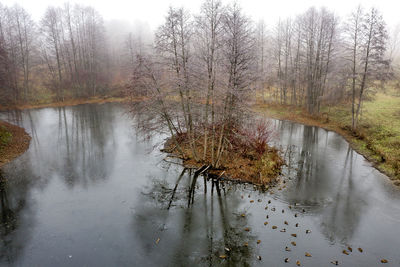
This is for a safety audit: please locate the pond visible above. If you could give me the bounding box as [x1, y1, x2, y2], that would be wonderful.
[0, 103, 399, 266]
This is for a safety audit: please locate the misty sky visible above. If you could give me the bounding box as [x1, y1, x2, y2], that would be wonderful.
[1, 0, 400, 31]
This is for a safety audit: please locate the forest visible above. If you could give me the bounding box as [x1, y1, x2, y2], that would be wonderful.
[1, 1, 400, 266]
[1, 0, 399, 181]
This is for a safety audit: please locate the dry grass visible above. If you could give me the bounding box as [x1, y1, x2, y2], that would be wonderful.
[163, 133, 284, 185]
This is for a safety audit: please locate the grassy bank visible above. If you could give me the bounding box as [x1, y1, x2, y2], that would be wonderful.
[0, 121, 31, 167]
[254, 91, 400, 185]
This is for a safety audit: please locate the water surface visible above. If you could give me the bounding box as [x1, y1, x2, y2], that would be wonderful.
[1, 103, 399, 266]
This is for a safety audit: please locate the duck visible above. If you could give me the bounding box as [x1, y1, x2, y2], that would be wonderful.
[284, 221, 288, 225]
[280, 228, 286, 232]
[305, 230, 311, 234]
[330, 260, 339, 265]
[285, 246, 291, 252]
[305, 252, 311, 257]
[284, 258, 290, 263]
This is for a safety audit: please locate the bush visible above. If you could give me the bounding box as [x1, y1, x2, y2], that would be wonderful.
[231, 119, 275, 158]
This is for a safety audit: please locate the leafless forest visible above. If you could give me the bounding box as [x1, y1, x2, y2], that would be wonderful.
[1, 0, 399, 166]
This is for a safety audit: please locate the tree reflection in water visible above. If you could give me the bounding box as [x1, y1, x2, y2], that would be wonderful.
[0, 168, 36, 264]
[277, 122, 370, 245]
[133, 166, 255, 266]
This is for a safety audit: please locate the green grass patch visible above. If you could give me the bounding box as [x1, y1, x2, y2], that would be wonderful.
[0, 125, 12, 151]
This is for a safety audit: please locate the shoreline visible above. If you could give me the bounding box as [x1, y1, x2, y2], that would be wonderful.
[0, 96, 128, 111]
[254, 103, 400, 186]
[0, 120, 31, 168]
[1, 97, 396, 186]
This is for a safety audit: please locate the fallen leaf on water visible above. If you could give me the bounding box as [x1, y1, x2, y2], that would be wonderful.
[155, 238, 160, 244]
[305, 252, 311, 257]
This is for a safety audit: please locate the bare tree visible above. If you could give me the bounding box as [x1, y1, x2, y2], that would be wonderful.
[346, 7, 388, 129]
[195, 0, 224, 163]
